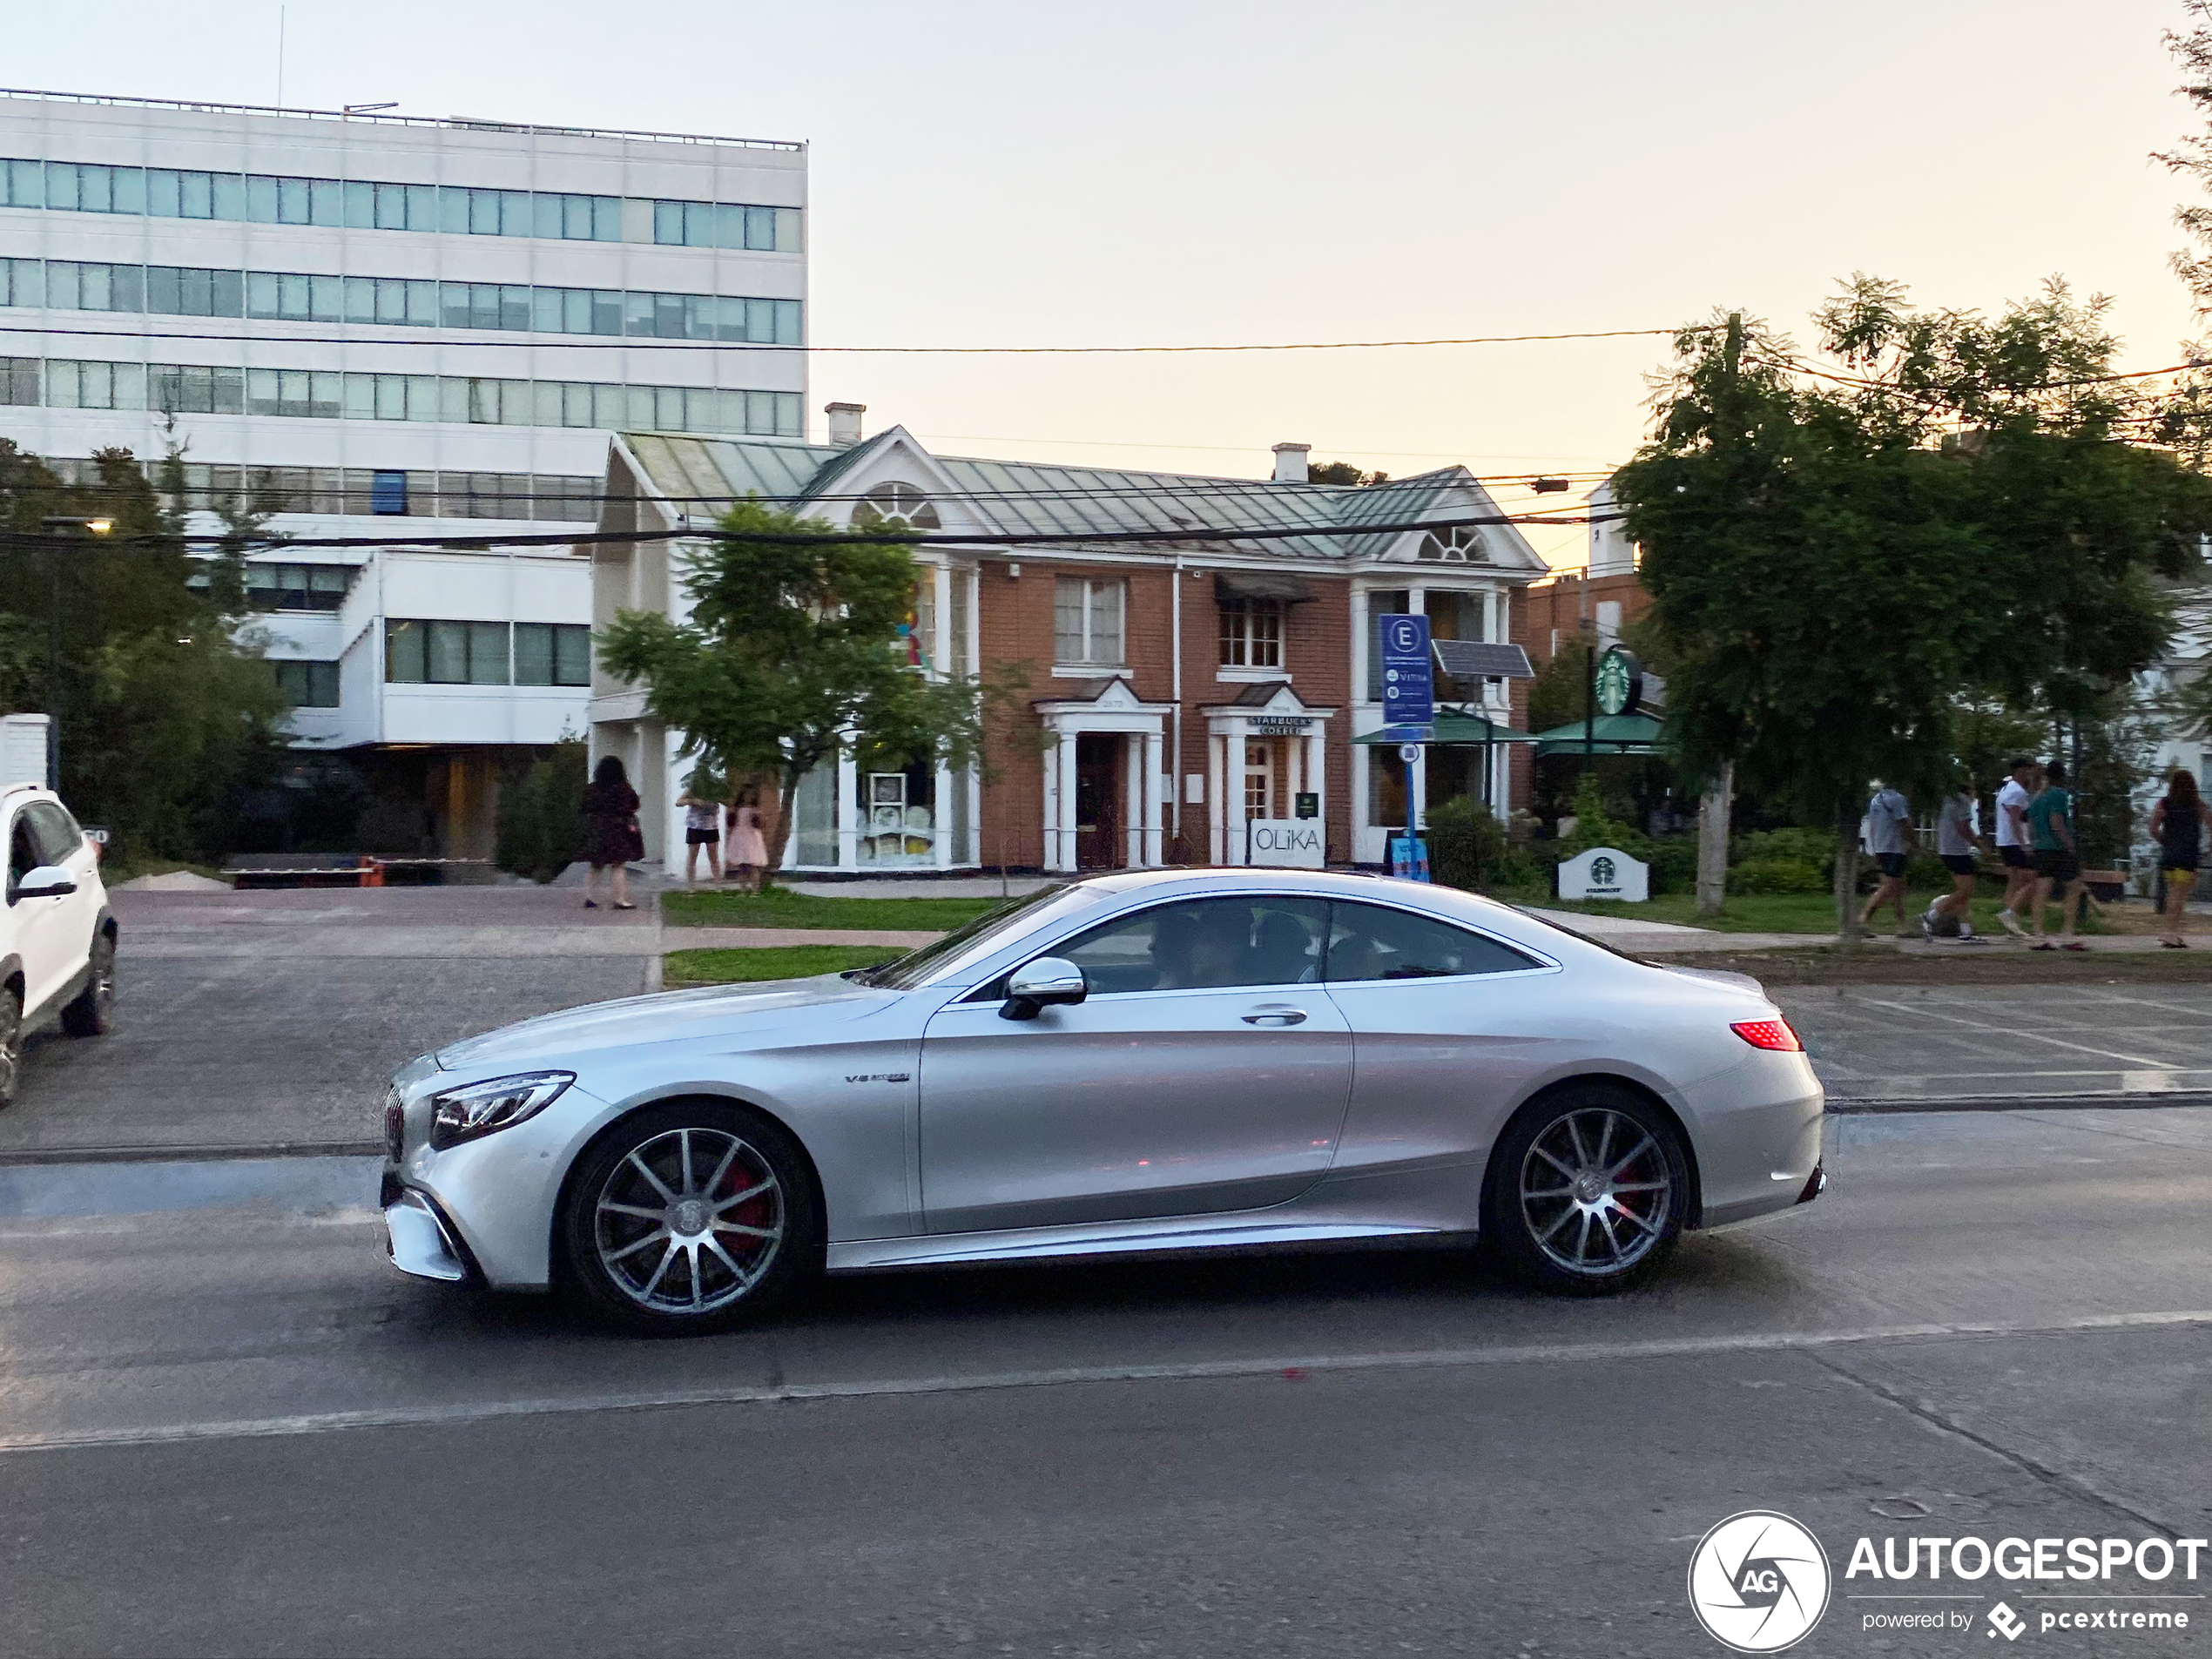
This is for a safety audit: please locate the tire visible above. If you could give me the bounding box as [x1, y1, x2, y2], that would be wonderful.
[559, 1100, 819, 1337]
[1483, 1083, 1689, 1295]
[0, 985, 20, 1109]
[60, 929, 116, 1038]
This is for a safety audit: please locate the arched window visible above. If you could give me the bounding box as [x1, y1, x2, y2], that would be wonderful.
[1417, 526, 1485, 563]
[851, 481, 941, 530]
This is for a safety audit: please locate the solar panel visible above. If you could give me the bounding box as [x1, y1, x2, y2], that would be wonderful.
[1432, 639, 1534, 680]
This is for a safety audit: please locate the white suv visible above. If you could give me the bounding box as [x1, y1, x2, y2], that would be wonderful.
[0, 785, 114, 1104]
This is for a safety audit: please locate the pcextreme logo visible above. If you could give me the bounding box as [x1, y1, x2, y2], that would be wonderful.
[1687, 1511, 1833, 1653]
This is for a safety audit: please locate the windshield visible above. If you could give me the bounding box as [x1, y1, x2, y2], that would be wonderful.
[850, 884, 1074, 990]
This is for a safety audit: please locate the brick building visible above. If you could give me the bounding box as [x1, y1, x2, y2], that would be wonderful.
[589, 413, 1550, 873]
[1523, 480, 1651, 665]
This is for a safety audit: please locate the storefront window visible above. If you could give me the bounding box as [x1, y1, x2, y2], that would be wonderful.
[791, 761, 838, 867]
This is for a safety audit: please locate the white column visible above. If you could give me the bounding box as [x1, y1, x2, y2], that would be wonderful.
[1142, 732, 1164, 866]
[1057, 728, 1081, 871]
[932, 562, 952, 672]
[1307, 725, 1327, 852]
[836, 750, 860, 869]
[1041, 730, 1059, 873]
[1208, 732, 1225, 864]
[1224, 721, 1248, 866]
[932, 763, 953, 867]
[1121, 735, 1141, 867]
[1351, 588, 1369, 707]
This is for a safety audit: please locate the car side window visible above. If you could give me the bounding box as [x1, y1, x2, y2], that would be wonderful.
[7, 813, 38, 887]
[1323, 901, 1540, 982]
[1050, 896, 1331, 995]
[24, 803, 81, 867]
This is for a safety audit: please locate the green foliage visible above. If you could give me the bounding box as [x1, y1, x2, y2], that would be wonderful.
[1732, 826, 1834, 867]
[1730, 858, 1827, 895]
[0, 440, 291, 863]
[1306, 462, 1390, 487]
[1526, 637, 1590, 736]
[1645, 836, 1698, 895]
[1425, 796, 1506, 892]
[664, 944, 903, 985]
[597, 500, 1001, 881]
[661, 887, 1001, 931]
[1559, 775, 1635, 857]
[1615, 287, 2212, 935]
[496, 738, 587, 884]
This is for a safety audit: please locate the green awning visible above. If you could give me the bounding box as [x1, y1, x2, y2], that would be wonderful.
[1531, 711, 1667, 757]
[1354, 712, 1540, 746]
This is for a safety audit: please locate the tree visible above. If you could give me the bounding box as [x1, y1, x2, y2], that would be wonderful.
[0, 441, 291, 863]
[1615, 287, 2211, 941]
[597, 501, 995, 882]
[496, 738, 587, 883]
[1307, 462, 1390, 487]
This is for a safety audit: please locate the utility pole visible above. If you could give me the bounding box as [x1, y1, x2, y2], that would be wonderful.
[36, 516, 113, 788]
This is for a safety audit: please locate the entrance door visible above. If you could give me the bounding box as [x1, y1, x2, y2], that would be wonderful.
[1075, 733, 1122, 869]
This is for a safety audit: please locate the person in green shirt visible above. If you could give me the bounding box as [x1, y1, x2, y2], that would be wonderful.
[2027, 759, 2087, 951]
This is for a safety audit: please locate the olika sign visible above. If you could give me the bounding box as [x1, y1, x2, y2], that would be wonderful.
[1557, 846, 1649, 902]
[1247, 819, 1325, 868]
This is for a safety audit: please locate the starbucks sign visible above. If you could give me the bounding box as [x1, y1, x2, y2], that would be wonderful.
[1557, 845, 1649, 902]
[1595, 647, 1642, 717]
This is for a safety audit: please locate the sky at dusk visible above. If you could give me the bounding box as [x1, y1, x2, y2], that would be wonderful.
[6, 0, 2206, 564]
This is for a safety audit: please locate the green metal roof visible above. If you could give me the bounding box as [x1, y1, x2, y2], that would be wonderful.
[1531, 711, 1666, 756]
[1352, 712, 1540, 745]
[616, 431, 1548, 569]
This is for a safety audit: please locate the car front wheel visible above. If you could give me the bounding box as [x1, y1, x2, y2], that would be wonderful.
[560, 1102, 818, 1336]
[61, 930, 116, 1037]
[1485, 1085, 1689, 1294]
[0, 986, 20, 1107]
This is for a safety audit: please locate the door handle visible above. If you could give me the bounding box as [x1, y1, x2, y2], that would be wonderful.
[1241, 1006, 1308, 1027]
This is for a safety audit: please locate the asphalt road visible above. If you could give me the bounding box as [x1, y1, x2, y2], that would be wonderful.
[2, 1105, 2209, 1656]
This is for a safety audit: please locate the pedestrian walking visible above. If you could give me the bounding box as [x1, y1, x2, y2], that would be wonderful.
[676, 771, 725, 886]
[2027, 759, 2087, 951]
[1858, 779, 1914, 938]
[1921, 777, 1982, 941]
[2149, 768, 2210, 948]
[725, 780, 770, 893]
[580, 754, 644, 912]
[1993, 755, 2040, 936]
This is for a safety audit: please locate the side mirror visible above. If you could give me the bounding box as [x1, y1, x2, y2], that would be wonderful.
[1000, 956, 1088, 1022]
[12, 865, 75, 902]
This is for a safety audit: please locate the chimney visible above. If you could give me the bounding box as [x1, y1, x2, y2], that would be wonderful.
[826, 401, 867, 448]
[1271, 442, 1312, 484]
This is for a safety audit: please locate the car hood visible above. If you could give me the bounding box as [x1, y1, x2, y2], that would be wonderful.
[435, 974, 900, 1071]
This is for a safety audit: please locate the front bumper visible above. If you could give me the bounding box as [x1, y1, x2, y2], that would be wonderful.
[382, 1184, 474, 1285]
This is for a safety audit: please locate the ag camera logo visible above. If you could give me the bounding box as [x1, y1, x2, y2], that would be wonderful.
[1688, 1511, 1831, 1652]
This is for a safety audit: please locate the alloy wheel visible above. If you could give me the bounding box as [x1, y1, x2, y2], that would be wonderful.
[1518, 1107, 1676, 1277]
[590, 1127, 786, 1315]
[0, 992, 21, 1103]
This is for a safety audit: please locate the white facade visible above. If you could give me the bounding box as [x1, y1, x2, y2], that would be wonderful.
[0, 90, 806, 853]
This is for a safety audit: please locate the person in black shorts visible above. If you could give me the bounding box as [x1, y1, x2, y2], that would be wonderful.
[1993, 756, 2039, 935]
[1922, 778, 1982, 941]
[2149, 768, 2210, 948]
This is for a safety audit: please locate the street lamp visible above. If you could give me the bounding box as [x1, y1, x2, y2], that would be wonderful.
[37, 516, 112, 786]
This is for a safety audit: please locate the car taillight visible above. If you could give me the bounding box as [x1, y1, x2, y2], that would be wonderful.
[1731, 1018, 1803, 1053]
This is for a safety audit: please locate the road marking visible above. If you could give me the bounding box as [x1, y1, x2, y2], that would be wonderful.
[1852, 998, 2171, 1068]
[3, 1308, 2208, 1458]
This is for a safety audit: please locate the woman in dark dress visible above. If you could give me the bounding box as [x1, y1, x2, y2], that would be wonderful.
[580, 754, 644, 911]
[2150, 769, 2211, 948]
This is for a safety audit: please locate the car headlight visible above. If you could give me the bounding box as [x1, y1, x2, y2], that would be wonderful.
[428, 1071, 575, 1150]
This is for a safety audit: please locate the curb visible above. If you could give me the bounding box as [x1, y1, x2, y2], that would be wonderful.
[1827, 1093, 2212, 1115]
[0, 1139, 381, 1167]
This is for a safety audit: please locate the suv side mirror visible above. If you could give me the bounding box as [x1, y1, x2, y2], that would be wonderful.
[1000, 956, 1088, 1022]
[11, 865, 75, 902]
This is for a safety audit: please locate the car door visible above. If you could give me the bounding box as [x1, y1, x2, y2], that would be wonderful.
[1318, 899, 1563, 1191]
[917, 894, 1350, 1234]
[5, 805, 72, 1014]
[24, 802, 98, 982]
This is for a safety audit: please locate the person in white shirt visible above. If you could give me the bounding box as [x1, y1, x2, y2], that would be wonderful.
[1993, 756, 2040, 936]
[1922, 779, 1984, 941]
[1858, 782, 1914, 937]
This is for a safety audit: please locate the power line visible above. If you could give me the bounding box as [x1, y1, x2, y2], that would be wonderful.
[0, 320, 1703, 355]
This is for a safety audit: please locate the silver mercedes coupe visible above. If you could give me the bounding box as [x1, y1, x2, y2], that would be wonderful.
[379, 869, 1825, 1334]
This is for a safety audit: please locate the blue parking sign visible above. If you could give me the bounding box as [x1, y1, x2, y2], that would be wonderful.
[1378, 614, 1433, 725]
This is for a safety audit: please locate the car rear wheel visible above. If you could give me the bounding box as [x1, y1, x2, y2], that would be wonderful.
[560, 1101, 818, 1336]
[61, 930, 115, 1037]
[1484, 1085, 1688, 1294]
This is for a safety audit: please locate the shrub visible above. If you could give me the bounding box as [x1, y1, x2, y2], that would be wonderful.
[1733, 826, 1834, 867]
[1646, 836, 1698, 895]
[496, 739, 587, 883]
[1426, 796, 1507, 893]
[1730, 858, 1827, 894]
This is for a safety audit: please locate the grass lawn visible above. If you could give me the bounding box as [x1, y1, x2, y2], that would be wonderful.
[663, 944, 908, 986]
[1501, 887, 2127, 938]
[662, 887, 1002, 931]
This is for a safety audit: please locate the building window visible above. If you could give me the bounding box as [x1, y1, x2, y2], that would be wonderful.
[273, 660, 341, 707]
[1218, 598, 1283, 668]
[245, 563, 351, 611]
[1055, 578, 1125, 667]
[384, 619, 509, 685]
[1418, 527, 1486, 563]
[513, 624, 591, 686]
[852, 482, 941, 531]
[369, 471, 407, 515]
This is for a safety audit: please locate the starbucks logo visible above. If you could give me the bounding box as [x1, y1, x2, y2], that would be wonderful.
[1591, 855, 1616, 886]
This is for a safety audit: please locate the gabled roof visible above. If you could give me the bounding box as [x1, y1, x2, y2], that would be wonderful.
[614, 432, 1546, 571]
